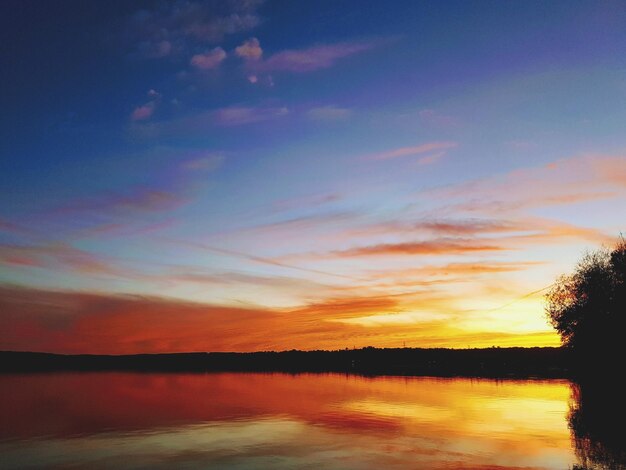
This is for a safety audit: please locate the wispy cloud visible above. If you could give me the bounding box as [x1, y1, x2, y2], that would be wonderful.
[306, 105, 352, 121]
[365, 261, 544, 282]
[131, 105, 289, 138]
[416, 151, 446, 166]
[367, 141, 457, 161]
[72, 219, 179, 240]
[592, 155, 626, 188]
[272, 193, 341, 212]
[214, 105, 289, 126]
[162, 236, 367, 282]
[345, 215, 610, 250]
[236, 211, 358, 236]
[166, 269, 336, 301]
[0, 219, 35, 237]
[326, 217, 525, 242]
[54, 188, 187, 217]
[405, 218, 524, 236]
[497, 218, 613, 246]
[331, 238, 507, 258]
[58, 149, 225, 220]
[292, 294, 399, 319]
[181, 152, 225, 171]
[0, 243, 125, 276]
[424, 154, 626, 214]
[257, 41, 376, 73]
[6, 148, 227, 247]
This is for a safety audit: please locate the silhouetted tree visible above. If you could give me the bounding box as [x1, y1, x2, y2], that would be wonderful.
[545, 237, 626, 362]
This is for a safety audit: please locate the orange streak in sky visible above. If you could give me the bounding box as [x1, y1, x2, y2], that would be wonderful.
[0, 286, 559, 354]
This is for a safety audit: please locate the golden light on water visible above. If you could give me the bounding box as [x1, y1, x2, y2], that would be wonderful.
[0, 373, 579, 468]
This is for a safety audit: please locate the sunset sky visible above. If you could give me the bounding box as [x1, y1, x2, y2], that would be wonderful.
[1, 0, 625, 354]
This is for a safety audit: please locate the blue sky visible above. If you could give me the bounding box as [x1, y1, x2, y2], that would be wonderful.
[1, 0, 625, 353]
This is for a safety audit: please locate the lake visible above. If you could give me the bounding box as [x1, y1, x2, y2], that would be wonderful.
[0, 372, 615, 469]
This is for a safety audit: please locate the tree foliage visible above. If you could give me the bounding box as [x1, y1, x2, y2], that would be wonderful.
[545, 237, 626, 355]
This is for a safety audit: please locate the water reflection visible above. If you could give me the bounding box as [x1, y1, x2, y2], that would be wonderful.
[0, 372, 619, 469]
[569, 380, 626, 470]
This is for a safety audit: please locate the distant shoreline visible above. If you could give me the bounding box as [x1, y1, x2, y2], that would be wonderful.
[0, 347, 572, 378]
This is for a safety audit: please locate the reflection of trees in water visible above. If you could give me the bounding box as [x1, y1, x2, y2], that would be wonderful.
[570, 381, 626, 470]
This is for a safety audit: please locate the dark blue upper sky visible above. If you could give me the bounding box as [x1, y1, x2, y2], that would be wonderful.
[3, 1, 623, 173]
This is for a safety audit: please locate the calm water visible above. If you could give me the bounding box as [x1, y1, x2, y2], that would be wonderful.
[0, 372, 615, 469]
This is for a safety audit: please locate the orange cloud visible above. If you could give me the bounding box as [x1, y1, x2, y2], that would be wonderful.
[344, 218, 525, 238]
[190, 47, 227, 69]
[331, 238, 507, 257]
[235, 37, 262, 60]
[0, 286, 278, 354]
[364, 261, 544, 283]
[591, 155, 626, 187]
[0, 285, 559, 354]
[293, 295, 400, 319]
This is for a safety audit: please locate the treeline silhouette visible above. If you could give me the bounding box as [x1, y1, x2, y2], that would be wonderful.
[0, 347, 571, 377]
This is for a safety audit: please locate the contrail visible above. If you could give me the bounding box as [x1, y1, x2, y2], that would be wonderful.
[158, 237, 370, 282]
[480, 284, 555, 313]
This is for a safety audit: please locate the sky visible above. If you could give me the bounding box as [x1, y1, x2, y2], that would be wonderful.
[1, 0, 625, 354]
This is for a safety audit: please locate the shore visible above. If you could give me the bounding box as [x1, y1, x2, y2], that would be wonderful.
[0, 347, 571, 378]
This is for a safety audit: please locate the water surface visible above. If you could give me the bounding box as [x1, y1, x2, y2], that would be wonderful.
[0, 372, 601, 469]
